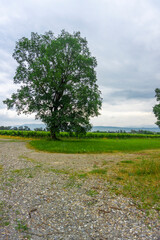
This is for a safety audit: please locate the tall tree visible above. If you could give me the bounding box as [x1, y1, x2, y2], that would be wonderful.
[153, 88, 160, 127]
[3, 30, 102, 139]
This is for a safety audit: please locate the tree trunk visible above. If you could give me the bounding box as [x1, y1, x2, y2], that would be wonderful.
[50, 129, 58, 140]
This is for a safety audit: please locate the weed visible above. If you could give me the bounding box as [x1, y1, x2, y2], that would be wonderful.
[78, 173, 87, 179]
[86, 189, 98, 197]
[65, 175, 76, 188]
[49, 168, 69, 175]
[0, 201, 10, 227]
[6, 183, 12, 187]
[19, 155, 36, 163]
[89, 168, 107, 175]
[102, 160, 107, 165]
[15, 220, 29, 232]
[76, 183, 83, 188]
[3, 221, 10, 226]
[155, 207, 160, 211]
[119, 169, 128, 174]
[128, 172, 135, 176]
[12, 169, 23, 174]
[15, 210, 20, 215]
[35, 164, 43, 168]
[11, 168, 33, 178]
[93, 164, 98, 168]
[10, 166, 43, 178]
[27, 174, 33, 178]
[65, 180, 76, 188]
[115, 176, 123, 180]
[120, 160, 134, 164]
[110, 185, 119, 191]
[147, 225, 152, 230]
[0, 164, 3, 171]
[8, 177, 15, 182]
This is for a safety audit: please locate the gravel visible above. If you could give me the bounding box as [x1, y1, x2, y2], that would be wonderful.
[0, 139, 159, 240]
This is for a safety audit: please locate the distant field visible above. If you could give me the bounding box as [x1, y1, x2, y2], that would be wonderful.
[29, 138, 160, 153]
[0, 130, 160, 139]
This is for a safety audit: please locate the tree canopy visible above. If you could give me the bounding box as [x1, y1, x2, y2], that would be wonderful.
[153, 88, 160, 128]
[3, 30, 102, 139]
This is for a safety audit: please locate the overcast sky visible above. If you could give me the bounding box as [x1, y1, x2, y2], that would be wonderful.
[0, 0, 160, 127]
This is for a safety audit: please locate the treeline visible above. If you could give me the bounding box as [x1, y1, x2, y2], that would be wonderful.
[95, 130, 160, 135]
[0, 130, 160, 139]
[0, 126, 46, 131]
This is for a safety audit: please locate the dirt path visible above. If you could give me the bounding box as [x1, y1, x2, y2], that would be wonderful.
[0, 139, 159, 239]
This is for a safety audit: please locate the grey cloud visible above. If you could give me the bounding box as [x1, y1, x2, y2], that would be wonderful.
[110, 89, 155, 100]
[0, 96, 6, 109]
[0, 0, 160, 126]
[0, 113, 37, 126]
[101, 88, 156, 106]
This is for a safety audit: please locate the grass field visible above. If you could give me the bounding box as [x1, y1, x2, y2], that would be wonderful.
[29, 138, 160, 153]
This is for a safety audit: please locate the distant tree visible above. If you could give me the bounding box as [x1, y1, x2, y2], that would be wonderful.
[18, 126, 24, 131]
[23, 126, 31, 131]
[153, 88, 160, 128]
[3, 30, 102, 139]
[12, 127, 18, 130]
[34, 127, 43, 131]
[0, 126, 11, 130]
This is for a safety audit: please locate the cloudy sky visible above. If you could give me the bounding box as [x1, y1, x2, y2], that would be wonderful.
[0, 0, 160, 127]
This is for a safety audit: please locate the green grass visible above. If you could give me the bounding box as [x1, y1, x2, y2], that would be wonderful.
[15, 220, 29, 232]
[107, 157, 160, 211]
[133, 159, 160, 176]
[86, 189, 99, 197]
[29, 138, 160, 153]
[0, 201, 10, 227]
[0, 164, 3, 174]
[120, 160, 134, 164]
[89, 168, 107, 175]
[10, 165, 42, 179]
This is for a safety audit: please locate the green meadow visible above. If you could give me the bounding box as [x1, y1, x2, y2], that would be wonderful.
[29, 138, 160, 153]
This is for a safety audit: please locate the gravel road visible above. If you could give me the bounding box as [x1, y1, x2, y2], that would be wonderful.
[0, 139, 159, 240]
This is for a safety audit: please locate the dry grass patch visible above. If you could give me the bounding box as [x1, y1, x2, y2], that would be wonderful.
[105, 151, 160, 212]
